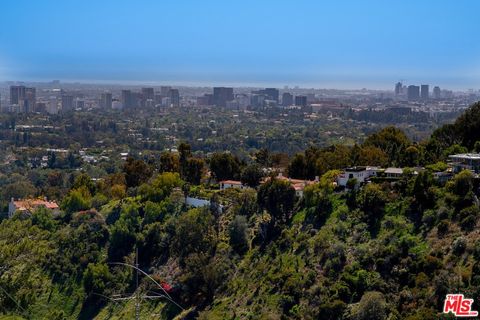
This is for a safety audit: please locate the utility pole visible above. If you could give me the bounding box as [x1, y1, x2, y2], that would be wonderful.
[135, 247, 140, 320]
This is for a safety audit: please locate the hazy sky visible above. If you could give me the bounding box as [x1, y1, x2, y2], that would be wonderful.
[1, 0, 480, 89]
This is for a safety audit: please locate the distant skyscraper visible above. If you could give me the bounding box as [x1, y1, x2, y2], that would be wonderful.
[160, 86, 172, 97]
[251, 88, 279, 102]
[395, 82, 402, 96]
[76, 99, 85, 109]
[10, 85, 25, 106]
[121, 90, 135, 109]
[141, 87, 154, 107]
[142, 88, 154, 100]
[407, 85, 420, 101]
[433, 86, 441, 99]
[61, 95, 74, 111]
[101, 93, 112, 109]
[24, 87, 36, 113]
[197, 94, 214, 106]
[10, 86, 36, 112]
[213, 87, 234, 107]
[251, 94, 267, 108]
[264, 88, 279, 102]
[295, 95, 307, 107]
[282, 92, 293, 106]
[420, 85, 429, 100]
[306, 93, 316, 104]
[169, 89, 180, 107]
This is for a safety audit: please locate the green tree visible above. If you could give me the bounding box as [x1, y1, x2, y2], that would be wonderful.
[351, 291, 387, 320]
[73, 173, 96, 195]
[122, 157, 152, 188]
[357, 146, 388, 167]
[257, 178, 296, 226]
[357, 183, 387, 231]
[83, 263, 113, 296]
[184, 158, 205, 185]
[363, 126, 410, 166]
[404, 145, 422, 166]
[171, 208, 216, 266]
[449, 170, 473, 198]
[159, 152, 180, 173]
[254, 148, 270, 167]
[138, 172, 182, 202]
[229, 215, 249, 254]
[209, 152, 241, 181]
[240, 164, 264, 188]
[287, 153, 307, 179]
[178, 142, 192, 179]
[108, 219, 137, 262]
[61, 187, 92, 214]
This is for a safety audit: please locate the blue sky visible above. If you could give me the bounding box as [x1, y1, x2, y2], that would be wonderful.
[0, 0, 479, 89]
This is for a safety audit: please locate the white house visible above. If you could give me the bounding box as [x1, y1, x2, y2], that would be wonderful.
[449, 153, 480, 173]
[219, 180, 246, 190]
[337, 166, 379, 187]
[385, 167, 403, 178]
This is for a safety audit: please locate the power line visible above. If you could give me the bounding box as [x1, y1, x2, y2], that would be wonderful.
[105, 249, 184, 320]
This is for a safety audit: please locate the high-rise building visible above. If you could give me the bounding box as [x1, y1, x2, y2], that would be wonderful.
[47, 98, 59, 114]
[264, 88, 279, 102]
[295, 95, 307, 107]
[76, 99, 85, 109]
[282, 92, 293, 106]
[10, 85, 36, 112]
[61, 95, 74, 111]
[142, 88, 154, 100]
[197, 94, 214, 106]
[169, 89, 180, 107]
[395, 82, 402, 96]
[420, 85, 429, 100]
[121, 90, 135, 109]
[100, 93, 112, 109]
[141, 87, 154, 107]
[407, 85, 420, 101]
[433, 86, 441, 99]
[24, 87, 36, 113]
[252, 88, 279, 102]
[213, 87, 234, 107]
[160, 86, 172, 97]
[35, 102, 46, 113]
[251, 94, 267, 108]
[10, 85, 25, 106]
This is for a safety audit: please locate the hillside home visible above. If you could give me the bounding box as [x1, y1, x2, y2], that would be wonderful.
[449, 153, 480, 173]
[336, 166, 380, 187]
[8, 198, 60, 218]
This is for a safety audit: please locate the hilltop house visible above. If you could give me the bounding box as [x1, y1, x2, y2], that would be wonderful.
[449, 153, 480, 173]
[385, 167, 404, 178]
[336, 166, 380, 187]
[274, 173, 318, 198]
[220, 174, 318, 198]
[8, 198, 60, 218]
[219, 180, 246, 190]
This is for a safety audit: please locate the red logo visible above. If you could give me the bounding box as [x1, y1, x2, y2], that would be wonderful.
[443, 294, 478, 317]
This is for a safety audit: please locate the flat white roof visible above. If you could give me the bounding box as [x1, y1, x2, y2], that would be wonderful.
[449, 153, 480, 160]
[385, 167, 403, 174]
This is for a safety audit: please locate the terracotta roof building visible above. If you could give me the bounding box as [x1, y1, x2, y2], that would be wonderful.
[8, 198, 60, 218]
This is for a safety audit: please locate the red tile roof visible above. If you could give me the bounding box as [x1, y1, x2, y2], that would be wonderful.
[220, 180, 243, 185]
[12, 199, 59, 212]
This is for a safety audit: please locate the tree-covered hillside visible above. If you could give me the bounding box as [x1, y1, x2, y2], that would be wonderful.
[2, 102, 480, 319]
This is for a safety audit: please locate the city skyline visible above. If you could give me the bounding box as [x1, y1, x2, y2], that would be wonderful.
[1, 1, 480, 90]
